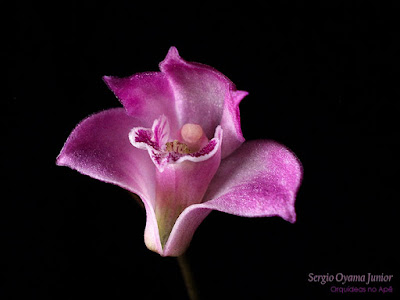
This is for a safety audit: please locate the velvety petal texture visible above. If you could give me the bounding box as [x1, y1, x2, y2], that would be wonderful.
[153, 127, 222, 249]
[163, 140, 302, 256]
[103, 72, 178, 131]
[56, 108, 156, 202]
[160, 47, 246, 158]
[57, 47, 303, 257]
[202, 140, 301, 222]
[56, 109, 167, 254]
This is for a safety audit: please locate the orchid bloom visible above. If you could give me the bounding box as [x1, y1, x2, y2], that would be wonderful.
[56, 47, 302, 257]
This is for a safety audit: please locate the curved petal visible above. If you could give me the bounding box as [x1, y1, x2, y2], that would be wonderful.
[103, 72, 179, 132]
[154, 127, 222, 249]
[202, 140, 302, 221]
[162, 207, 211, 257]
[162, 140, 302, 256]
[56, 108, 155, 200]
[56, 108, 163, 253]
[159, 47, 247, 158]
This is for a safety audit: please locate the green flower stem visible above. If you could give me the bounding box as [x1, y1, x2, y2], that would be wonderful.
[177, 252, 199, 300]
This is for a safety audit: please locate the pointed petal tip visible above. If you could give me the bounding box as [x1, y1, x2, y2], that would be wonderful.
[55, 145, 72, 168]
[167, 46, 179, 58]
[232, 90, 249, 105]
[159, 46, 183, 70]
[236, 90, 249, 98]
[287, 211, 297, 224]
[102, 75, 115, 91]
[102, 75, 111, 82]
[55, 154, 65, 166]
[102, 75, 119, 88]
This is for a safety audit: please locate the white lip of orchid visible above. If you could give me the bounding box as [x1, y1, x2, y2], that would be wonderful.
[129, 115, 223, 172]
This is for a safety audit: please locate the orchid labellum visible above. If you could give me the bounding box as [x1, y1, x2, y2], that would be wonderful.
[56, 47, 302, 257]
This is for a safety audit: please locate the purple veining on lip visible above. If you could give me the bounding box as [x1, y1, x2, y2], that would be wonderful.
[189, 140, 217, 158]
[134, 129, 158, 149]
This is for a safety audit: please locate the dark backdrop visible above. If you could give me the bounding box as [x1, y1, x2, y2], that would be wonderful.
[4, 1, 399, 299]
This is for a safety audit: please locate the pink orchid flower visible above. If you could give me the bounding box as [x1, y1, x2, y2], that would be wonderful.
[56, 47, 302, 257]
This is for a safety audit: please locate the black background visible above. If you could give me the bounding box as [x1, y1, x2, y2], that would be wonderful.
[4, 1, 399, 299]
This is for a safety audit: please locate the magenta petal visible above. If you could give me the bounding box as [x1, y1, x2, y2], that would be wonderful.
[103, 72, 179, 131]
[56, 108, 163, 253]
[202, 140, 302, 222]
[163, 207, 211, 257]
[160, 47, 247, 158]
[56, 108, 155, 197]
[162, 140, 302, 256]
[220, 89, 247, 157]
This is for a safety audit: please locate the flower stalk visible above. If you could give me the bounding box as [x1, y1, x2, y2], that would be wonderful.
[177, 252, 199, 300]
